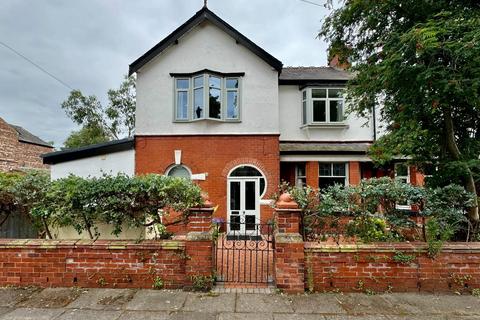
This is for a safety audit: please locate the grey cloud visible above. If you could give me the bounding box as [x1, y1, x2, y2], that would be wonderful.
[0, 0, 330, 147]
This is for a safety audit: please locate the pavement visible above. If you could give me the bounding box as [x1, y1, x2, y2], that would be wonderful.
[0, 286, 479, 319]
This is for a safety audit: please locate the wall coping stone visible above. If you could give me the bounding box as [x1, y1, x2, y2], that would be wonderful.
[275, 233, 303, 243]
[0, 239, 185, 250]
[186, 232, 212, 241]
[304, 241, 480, 253]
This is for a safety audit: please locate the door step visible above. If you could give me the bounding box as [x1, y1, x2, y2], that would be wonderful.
[212, 283, 276, 294]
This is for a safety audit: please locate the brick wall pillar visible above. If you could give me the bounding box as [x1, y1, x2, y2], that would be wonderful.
[274, 193, 305, 293]
[305, 161, 319, 188]
[349, 161, 361, 185]
[185, 204, 214, 289]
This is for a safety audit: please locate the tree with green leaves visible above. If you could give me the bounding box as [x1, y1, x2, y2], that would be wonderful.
[62, 75, 135, 148]
[63, 124, 110, 149]
[320, 0, 480, 222]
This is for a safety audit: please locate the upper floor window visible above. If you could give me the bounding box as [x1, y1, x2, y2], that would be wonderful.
[302, 88, 345, 125]
[173, 71, 241, 122]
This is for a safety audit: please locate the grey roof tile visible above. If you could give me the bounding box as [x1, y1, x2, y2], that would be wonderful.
[279, 66, 352, 82]
[9, 124, 52, 148]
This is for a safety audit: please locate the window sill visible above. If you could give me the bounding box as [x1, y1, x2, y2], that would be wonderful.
[173, 119, 241, 123]
[300, 123, 349, 129]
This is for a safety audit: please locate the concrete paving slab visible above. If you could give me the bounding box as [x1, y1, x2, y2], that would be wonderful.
[0, 307, 65, 320]
[274, 314, 326, 320]
[219, 313, 274, 320]
[236, 293, 294, 313]
[66, 288, 136, 310]
[125, 290, 187, 311]
[335, 293, 410, 315]
[386, 316, 448, 320]
[289, 294, 347, 314]
[0, 308, 12, 317]
[0, 287, 39, 307]
[325, 316, 390, 320]
[16, 288, 81, 308]
[382, 293, 480, 316]
[117, 310, 170, 320]
[183, 292, 235, 313]
[56, 309, 122, 320]
[168, 311, 218, 320]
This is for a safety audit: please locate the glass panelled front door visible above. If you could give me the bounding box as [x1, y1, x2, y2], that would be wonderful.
[228, 178, 259, 235]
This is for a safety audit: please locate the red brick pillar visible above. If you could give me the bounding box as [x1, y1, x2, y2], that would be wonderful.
[274, 193, 305, 293]
[305, 161, 319, 188]
[185, 205, 214, 290]
[410, 166, 425, 186]
[349, 161, 361, 185]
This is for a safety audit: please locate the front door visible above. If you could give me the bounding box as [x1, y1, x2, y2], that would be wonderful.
[227, 178, 259, 235]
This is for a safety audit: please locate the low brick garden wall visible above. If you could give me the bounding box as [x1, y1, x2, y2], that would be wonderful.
[0, 239, 189, 289]
[304, 242, 480, 293]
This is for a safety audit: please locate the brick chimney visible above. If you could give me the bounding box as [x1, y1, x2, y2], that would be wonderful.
[328, 54, 351, 70]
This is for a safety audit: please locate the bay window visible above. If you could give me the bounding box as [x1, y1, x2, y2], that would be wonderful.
[172, 70, 242, 122]
[302, 87, 345, 125]
[175, 79, 189, 120]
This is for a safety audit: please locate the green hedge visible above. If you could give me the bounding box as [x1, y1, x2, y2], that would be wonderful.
[0, 171, 203, 239]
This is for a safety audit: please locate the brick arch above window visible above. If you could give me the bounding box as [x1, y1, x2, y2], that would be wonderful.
[221, 158, 273, 198]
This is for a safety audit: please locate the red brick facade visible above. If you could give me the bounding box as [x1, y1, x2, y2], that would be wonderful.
[135, 135, 280, 223]
[0, 117, 52, 172]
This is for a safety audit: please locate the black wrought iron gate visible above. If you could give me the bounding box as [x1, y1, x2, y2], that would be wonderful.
[214, 220, 274, 284]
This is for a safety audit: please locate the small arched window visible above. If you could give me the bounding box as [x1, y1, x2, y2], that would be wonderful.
[229, 165, 266, 197]
[166, 164, 191, 179]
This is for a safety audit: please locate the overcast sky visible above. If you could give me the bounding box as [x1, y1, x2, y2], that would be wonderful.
[0, 0, 330, 147]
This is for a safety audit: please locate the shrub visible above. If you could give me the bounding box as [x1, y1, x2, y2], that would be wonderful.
[1, 172, 204, 239]
[345, 216, 398, 243]
[274, 177, 476, 243]
[0, 170, 50, 238]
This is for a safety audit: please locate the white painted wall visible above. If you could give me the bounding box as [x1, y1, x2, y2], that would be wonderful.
[136, 21, 279, 135]
[50, 149, 135, 180]
[278, 85, 375, 141]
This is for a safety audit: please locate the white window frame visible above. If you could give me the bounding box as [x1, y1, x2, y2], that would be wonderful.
[165, 164, 192, 179]
[295, 163, 306, 187]
[174, 73, 241, 122]
[318, 162, 349, 188]
[228, 164, 267, 198]
[394, 163, 411, 210]
[174, 78, 190, 121]
[225, 77, 240, 120]
[192, 75, 205, 120]
[302, 87, 346, 125]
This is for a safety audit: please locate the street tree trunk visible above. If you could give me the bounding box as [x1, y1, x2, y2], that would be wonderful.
[444, 110, 479, 222]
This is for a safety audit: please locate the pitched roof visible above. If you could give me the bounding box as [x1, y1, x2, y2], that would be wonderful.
[279, 67, 352, 84]
[128, 7, 283, 75]
[42, 137, 134, 165]
[9, 124, 52, 148]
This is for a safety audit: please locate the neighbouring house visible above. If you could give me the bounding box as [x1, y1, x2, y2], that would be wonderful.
[0, 116, 53, 172]
[42, 6, 426, 238]
[0, 116, 53, 238]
